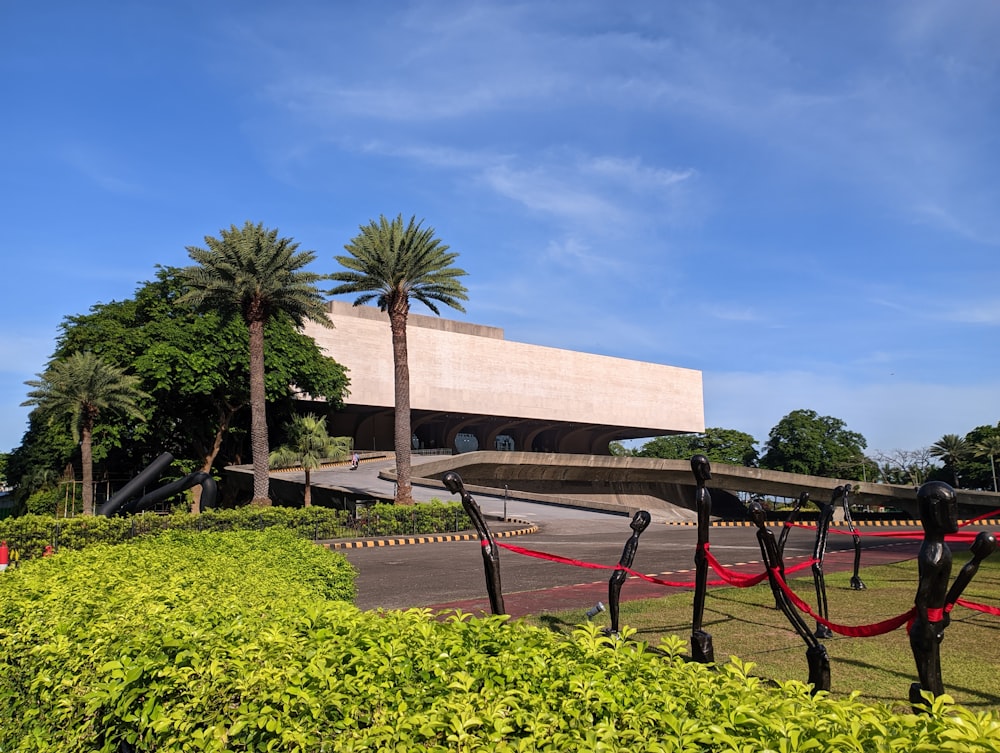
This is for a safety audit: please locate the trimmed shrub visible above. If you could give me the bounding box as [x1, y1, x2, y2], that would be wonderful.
[2, 532, 999, 751]
[0, 501, 472, 561]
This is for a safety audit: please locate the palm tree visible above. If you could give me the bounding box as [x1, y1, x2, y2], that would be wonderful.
[22, 352, 148, 516]
[178, 222, 332, 505]
[269, 414, 350, 506]
[974, 436, 1000, 492]
[929, 433, 969, 487]
[329, 214, 468, 505]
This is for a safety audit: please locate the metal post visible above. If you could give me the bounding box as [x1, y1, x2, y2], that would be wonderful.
[504, 485, 509, 521]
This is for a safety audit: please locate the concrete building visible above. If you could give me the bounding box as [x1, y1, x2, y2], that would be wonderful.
[301, 301, 704, 455]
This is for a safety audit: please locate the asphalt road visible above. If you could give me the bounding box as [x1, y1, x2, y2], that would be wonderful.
[341, 515, 924, 613]
[316, 455, 931, 616]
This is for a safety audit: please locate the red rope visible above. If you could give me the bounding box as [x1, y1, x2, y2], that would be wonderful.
[959, 508, 1000, 527]
[768, 567, 916, 637]
[495, 540, 813, 590]
[492, 538, 999, 635]
[787, 508, 1000, 541]
[493, 541, 615, 571]
[955, 598, 1000, 617]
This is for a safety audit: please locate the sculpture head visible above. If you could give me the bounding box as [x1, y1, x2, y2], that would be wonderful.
[442, 471, 464, 495]
[631, 510, 651, 533]
[970, 531, 998, 560]
[916, 481, 959, 535]
[831, 485, 847, 504]
[691, 454, 712, 483]
[749, 500, 766, 527]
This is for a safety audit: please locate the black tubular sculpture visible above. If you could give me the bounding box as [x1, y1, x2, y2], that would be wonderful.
[442, 471, 505, 615]
[750, 500, 831, 693]
[127, 472, 218, 514]
[908, 482, 997, 709]
[607, 510, 651, 635]
[690, 454, 715, 663]
[97, 453, 175, 516]
[97, 452, 218, 516]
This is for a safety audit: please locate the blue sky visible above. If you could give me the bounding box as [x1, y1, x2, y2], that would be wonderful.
[2, 0, 998, 458]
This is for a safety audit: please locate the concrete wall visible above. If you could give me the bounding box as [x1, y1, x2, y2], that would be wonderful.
[402, 451, 1000, 519]
[304, 301, 704, 435]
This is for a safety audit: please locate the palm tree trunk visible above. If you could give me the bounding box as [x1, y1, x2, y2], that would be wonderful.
[390, 302, 414, 505]
[248, 317, 271, 505]
[304, 468, 312, 507]
[81, 423, 94, 516]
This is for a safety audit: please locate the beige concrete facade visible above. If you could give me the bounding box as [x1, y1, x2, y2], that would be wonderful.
[301, 301, 704, 455]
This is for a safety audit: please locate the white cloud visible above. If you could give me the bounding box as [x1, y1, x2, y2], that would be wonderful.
[942, 302, 1000, 326]
[701, 304, 764, 323]
[481, 163, 626, 226]
[60, 144, 142, 195]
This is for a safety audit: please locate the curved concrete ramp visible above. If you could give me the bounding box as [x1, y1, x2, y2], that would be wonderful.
[404, 451, 1000, 520]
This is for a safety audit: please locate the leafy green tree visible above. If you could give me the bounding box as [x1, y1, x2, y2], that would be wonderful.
[608, 441, 633, 457]
[974, 435, 1000, 492]
[9, 268, 349, 513]
[636, 428, 759, 466]
[759, 409, 867, 480]
[269, 414, 351, 507]
[956, 423, 1000, 491]
[179, 222, 332, 505]
[22, 352, 148, 515]
[329, 214, 468, 505]
[0, 453, 7, 488]
[5, 410, 76, 514]
[929, 433, 969, 487]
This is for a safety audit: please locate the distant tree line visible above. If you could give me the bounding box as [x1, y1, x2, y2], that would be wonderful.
[617, 409, 1000, 490]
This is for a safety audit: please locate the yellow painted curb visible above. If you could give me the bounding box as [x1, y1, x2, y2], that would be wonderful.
[322, 522, 539, 550]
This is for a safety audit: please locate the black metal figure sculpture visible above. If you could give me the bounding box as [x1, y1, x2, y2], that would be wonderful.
[97, 452, 218, 516]
[607, 510, 651, 635]
[750, 500, 831, 693]
[810, 487, 845, 639]
[690, 454, 715, 663]
[776, 491, 811, 609]
[841, 485, 866, 591]
[777, 491, 809, 562]
[443, 471, 505, 615]
[908, 482, 997, 709]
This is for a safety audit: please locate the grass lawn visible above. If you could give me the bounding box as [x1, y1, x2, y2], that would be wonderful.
[529, 551, 1000, 714]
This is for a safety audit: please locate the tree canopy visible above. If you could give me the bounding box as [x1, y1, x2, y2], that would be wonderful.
[178, 222, 333, 504]
[954, 423, 1000, 491]
[8, 267, 348, 510]
[269, 413, 350, 507]
[636, 428, 759, 466]
[759, 409, 868, 480]
[22, 352, 148, 515]
[929, 433, 969, 487]
[329, 214, 468, 505]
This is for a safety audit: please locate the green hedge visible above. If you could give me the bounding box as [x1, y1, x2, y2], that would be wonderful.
[2, 532, 999, 751]
[0, 501, 472, 561]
